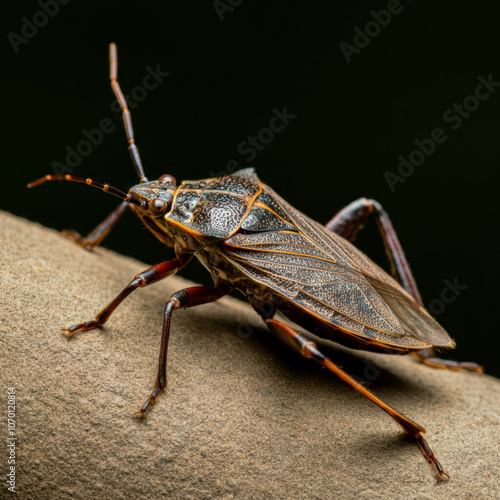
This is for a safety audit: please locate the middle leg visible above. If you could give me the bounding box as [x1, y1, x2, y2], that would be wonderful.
[136, 284, 232, 417]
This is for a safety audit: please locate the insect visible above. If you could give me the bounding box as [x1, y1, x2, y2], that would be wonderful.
[29, 44, 482, 481]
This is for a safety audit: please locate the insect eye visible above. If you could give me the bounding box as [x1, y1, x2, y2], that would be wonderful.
[149, 198, 168, 217]
[159, 174, 176, 185]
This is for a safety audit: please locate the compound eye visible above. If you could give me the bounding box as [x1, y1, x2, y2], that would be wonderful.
[149, 198, 168, 217]
[159, 174, 176, 185]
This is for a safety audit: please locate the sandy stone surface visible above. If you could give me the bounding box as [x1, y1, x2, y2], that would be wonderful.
[1, 210, 499, 499]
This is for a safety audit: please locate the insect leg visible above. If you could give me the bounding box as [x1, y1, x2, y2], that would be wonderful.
[326, 199, 482, 372]
[109, 43, 148, 182]
[265, 318, 449, 481]
[412, 350, 483, 373]
[325, 198, 422, 305]
[62, 256, 191, 339]
[61, 200, 129, 250]
[136, 285, 232, 418]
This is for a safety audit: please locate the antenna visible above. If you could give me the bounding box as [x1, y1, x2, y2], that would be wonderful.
[109, 43, 149, 183]
[27, 174, 146, 208]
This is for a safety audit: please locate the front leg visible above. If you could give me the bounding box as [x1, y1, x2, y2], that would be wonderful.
[136, 285, 232, 418]
[62, 255, 191, 339]
[326, 198, 482, 373]
[62, 200, 129, 250]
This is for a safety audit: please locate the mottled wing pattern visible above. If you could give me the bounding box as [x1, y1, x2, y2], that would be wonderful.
[222, 184, 453, 348]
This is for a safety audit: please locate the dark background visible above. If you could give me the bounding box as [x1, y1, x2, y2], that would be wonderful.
[4, 1, 499, 376]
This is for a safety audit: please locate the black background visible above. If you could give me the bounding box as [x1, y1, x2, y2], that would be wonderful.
[4, 1, 499, 376]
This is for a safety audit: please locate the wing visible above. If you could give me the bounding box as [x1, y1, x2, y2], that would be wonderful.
[220, 184, 453, 349]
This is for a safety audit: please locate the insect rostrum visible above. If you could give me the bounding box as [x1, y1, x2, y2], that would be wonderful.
[28, 44, 482, 482]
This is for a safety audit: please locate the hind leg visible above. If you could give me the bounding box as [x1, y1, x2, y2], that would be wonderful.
[325, 198, 482, 373]
[413, 349, 483, 373]
[265, 318, 449, 481]
[326, 198, 422, 304]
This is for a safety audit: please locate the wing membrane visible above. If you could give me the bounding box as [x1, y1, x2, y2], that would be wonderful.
[221, 185, 452, 348]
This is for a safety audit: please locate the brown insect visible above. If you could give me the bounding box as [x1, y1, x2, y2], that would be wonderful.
[29, 44, 482, 481]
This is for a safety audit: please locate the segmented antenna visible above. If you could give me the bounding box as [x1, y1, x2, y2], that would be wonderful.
[109, 43, 148, 183]
[27, 174, 146, 208]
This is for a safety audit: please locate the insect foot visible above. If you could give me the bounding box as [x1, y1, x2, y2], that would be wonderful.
[134, 387, 165, 420]
[407, 428, 450, 483]
[133, 409, 147, 420]
[61, 320, 101, 340]
[60, 229, 95, 250]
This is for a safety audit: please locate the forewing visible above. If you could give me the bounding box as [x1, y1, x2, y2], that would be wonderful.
[221, 185, 452, 348]
[364, 275, 452, 347]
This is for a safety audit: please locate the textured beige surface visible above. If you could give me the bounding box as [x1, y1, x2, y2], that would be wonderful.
[1, 210, 499, 499]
